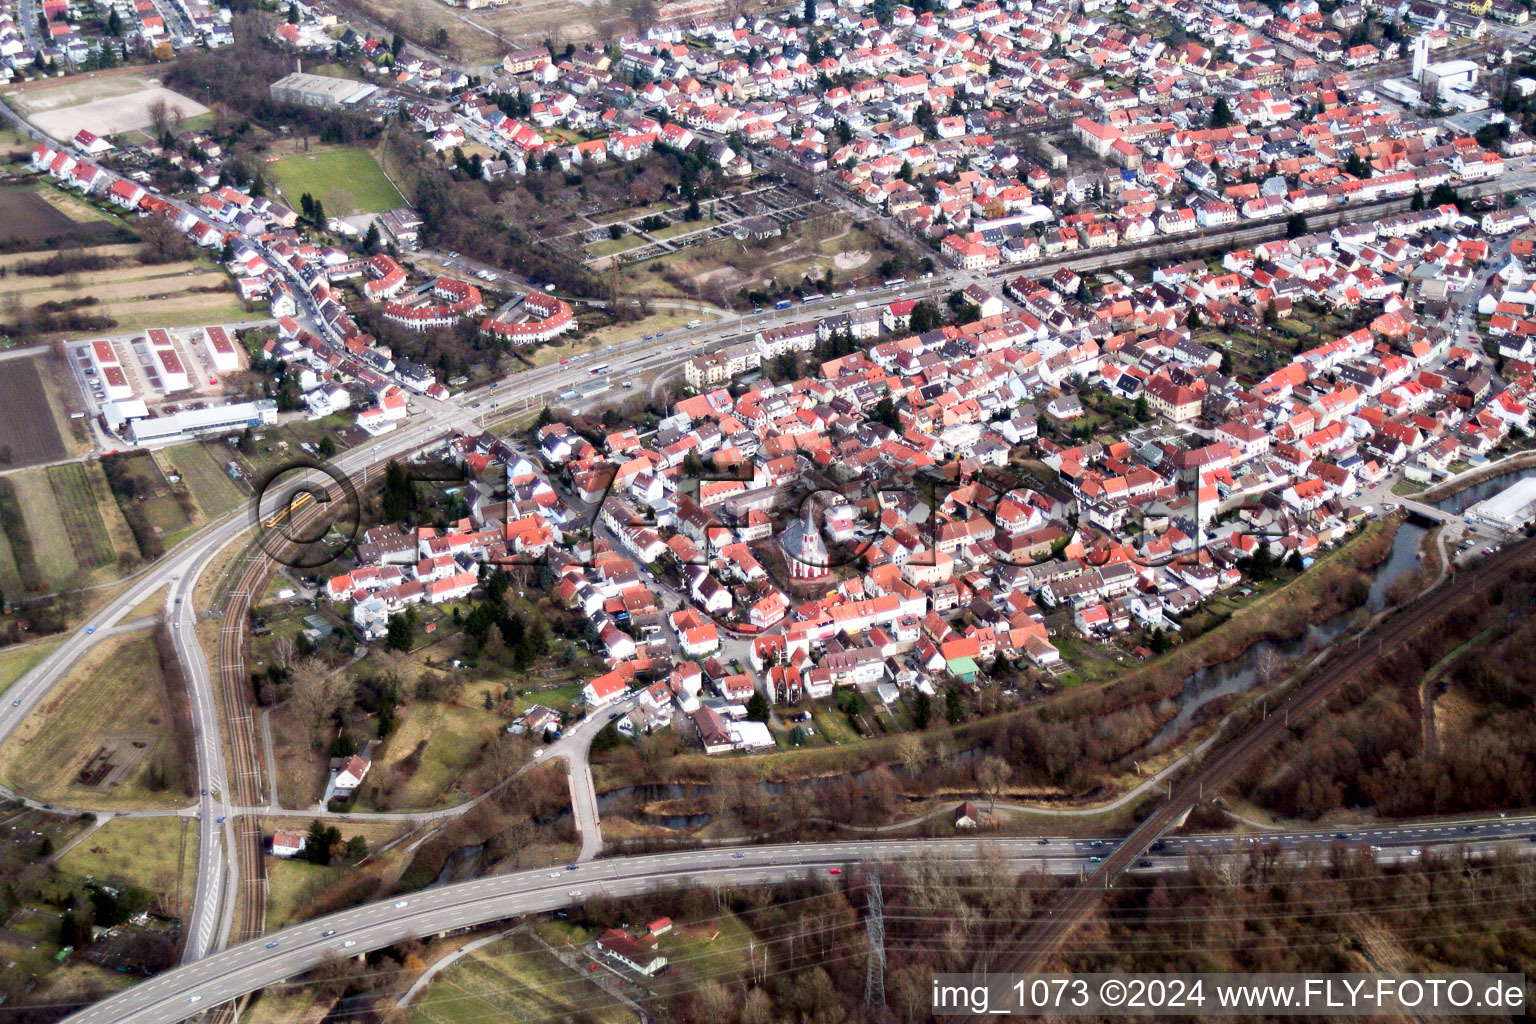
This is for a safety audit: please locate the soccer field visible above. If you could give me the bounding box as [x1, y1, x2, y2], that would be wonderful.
[268, 148, 405, 215]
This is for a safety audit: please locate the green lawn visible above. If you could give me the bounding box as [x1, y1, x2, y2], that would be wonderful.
[365, 700, 503, 810]
[265, 858, 337, 931]
[408, 933, 635, 1024]
[57, 817, 198, 915]
[268, 148, 405, 216]
[584, 234, 648, 259]
[648, 217, 720, 241]
[165, 443, 246, 519]
[0, 636, 63, 697]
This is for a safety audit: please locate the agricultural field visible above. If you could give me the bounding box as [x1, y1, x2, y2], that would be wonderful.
[12, 467, 87, 588]
[0, 246, 246, 333]
[45, 463, 120, 570]
[0, 356, 67, 467]
[0, 459, 141, 595]
[0, 185, 129, 250]
[407, 932, 637, 1024]
[0, 461, 142, 594]
[56, 817, 199, 918]
[0, 630, 190, 809]
[343, 0, 610, 62]
[10, 74, 209, 137]
[164, 443, 247, 520]
[268, 148, 405, 216]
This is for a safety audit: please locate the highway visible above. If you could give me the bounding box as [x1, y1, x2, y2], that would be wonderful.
[5, 66, 1536, 1013]
[0, 269, 940, 959]
[981, 530, 1536, 995]
[54, 820, 1536, 1024]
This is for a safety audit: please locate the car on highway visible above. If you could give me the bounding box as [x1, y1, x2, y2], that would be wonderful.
[1369, 845, 1382, 852]
[608, 711, 618, 719]
[1408, 848, 1421, 856]
[341, 940, 356, 948]
[9, 699, 17, 707]
[1088, 856, 1103, 863]
[394, 900, 408, 908]
[1137, 860, 1153, 868]
[322, 930, 335, 937]
[472, 402, 480, 408]
[216, 816, 225, 823]
[548, 872, 561, 878]
[828, 867, 842, 875]
[568, 890, 583, 897]
[1036, 838, 1049, 845]
[188, 997, 201, 1005]
[732, 852, 746, 859]
[566, 864, 579, 870]
[85, 626, 95, 634]
[265, 941, 279, 949]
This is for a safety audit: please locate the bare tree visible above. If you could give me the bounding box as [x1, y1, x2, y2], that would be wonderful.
[895, 733, 925, 778]
[976, 754, 1012, 814]
[271, 635, 297, 672]
[1254, 646, 1284, 688]
[288, 658, 353, 749]
[147, 96, 172, 136]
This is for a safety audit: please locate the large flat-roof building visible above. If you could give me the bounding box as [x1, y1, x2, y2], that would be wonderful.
[1466, 475, 1536, 531]
[126, 400, 278, 445]
[269, 72, 378, 111]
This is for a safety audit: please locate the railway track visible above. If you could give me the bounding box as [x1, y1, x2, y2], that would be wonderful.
[963, 533, 1536, 1018]
[202, 465, 392, 1024]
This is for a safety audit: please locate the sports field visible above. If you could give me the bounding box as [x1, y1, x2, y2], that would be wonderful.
[12, 74, 209, 137]
[268, 148, 405, 216]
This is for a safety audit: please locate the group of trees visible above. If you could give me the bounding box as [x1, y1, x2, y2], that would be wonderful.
[165, 40, 379, 145]
[379, 126, 603, 302]
[1240, 568, 1536, 818]
[297, 193, 328, 225]
[299, 820, 367, 866]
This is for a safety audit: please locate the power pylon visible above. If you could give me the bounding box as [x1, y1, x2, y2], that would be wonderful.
[864, 871, 886, 1011]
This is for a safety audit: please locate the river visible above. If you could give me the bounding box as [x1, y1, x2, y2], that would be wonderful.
[1147, 466, 1536, 751]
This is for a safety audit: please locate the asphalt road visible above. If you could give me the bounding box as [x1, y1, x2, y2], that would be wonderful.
[985, 531, 1536, 991]
[0, 272, 922, 961]
[57, 822, 1536, 1024]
